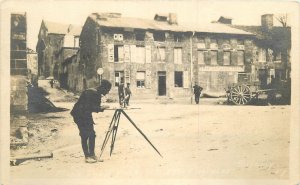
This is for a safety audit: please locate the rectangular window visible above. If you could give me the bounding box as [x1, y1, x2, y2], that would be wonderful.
[237, 51, 244, 65]
[136, 32, 145, 41]
[223, 51, 231, 66]
[210, 51, 218, 65]
[197, 50, 205, 65]
[158, 47, 166, 61]
[174, 71, 183, 87]
[237, 39, 244, 45]
[136, 71, 145, 88]
[115, 71, 124, 86]
[136, 46, 145, 63]
[153, 31, 165, 42]
[114, 45, 124, 62]
[259, 48, 267, 63]
[174, 33, 183, 42]
[174, 48, 182, 64]
[210, 39, 218, 49]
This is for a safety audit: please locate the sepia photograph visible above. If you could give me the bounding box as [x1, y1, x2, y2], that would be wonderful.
[0, 0, 299, 185]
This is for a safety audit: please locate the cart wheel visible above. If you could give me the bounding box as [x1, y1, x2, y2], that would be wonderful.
[230, 84, 252, 105]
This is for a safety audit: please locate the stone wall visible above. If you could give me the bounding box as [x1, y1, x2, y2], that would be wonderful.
[76, 18, 261, 99]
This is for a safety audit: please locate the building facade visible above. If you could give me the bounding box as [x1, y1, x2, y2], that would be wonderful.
[36, 21, 81, 79]
[77, 13, 254, 99]
[11, 13, 28, 113]
[224, 14, 291, 88]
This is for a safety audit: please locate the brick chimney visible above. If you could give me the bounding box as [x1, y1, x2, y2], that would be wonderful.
[217, 16, 232, 24]
[261, 14, 273, 31]
[168, 13, 178, 25]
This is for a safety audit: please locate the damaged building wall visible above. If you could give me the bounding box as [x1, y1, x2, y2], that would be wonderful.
[192, 34, 255, 92]
[11, 13, 28, 113]
[79, 17, 100, 89]
[36, 21, 82, 80]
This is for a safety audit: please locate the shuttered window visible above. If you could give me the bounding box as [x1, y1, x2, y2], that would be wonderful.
[158, 47, 166, 62]
[237, 51, 244, 65]
[210, 51, 218, 65]
[174, 48, 182, 64]
[114, 45, 124, 63]
[136, 46, 145, 63]
[183, 71, 189, 88]
[108, 44, 114, 62]
[223, 51, 230, 66]
[197, 50, 205, 65]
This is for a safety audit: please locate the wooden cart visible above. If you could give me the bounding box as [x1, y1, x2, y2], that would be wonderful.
[226, 83, 275, 105]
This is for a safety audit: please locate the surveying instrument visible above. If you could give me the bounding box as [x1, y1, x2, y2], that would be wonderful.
[99, 105, 163, 159]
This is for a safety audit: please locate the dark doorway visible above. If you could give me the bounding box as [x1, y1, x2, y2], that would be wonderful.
[83, 79, 87, 90]
[158, 71, 166, 96]
[258, 69, 268, 89]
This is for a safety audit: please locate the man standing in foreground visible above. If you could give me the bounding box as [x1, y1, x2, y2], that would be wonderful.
[71, 80, 112, 163]
[193, 83, 203, 104]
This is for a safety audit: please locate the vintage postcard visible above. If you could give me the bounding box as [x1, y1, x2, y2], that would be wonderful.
[0, 0, 299, 185]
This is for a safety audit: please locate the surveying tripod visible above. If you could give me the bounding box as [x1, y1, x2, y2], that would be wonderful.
[99, 108, 163, 159]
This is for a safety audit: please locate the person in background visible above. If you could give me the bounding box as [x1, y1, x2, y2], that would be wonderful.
[267, 75, 277, 105]
[70, 80, 112, 163]
[118, 82, 125, 107]
[193, 83, 203, 104]
[50, 79, 54, 88]
[124, 83, 132, 106]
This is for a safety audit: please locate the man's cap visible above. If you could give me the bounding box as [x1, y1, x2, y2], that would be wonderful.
[99, 79, 112, 90]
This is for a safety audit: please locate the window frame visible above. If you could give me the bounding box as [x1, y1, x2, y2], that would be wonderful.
[174, 47, 182, 64]
[136, 71, 146, 88]
[114, 71, 125, 87]
[174, 71, 183, 87]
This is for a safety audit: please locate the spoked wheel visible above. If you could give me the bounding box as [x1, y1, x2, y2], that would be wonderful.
[230, 84, 252, 105]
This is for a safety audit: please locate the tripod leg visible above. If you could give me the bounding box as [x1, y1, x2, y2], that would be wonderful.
[99, 110, 118, 158]
[120, 110, 163, 158]
[110, 110, 121, 156]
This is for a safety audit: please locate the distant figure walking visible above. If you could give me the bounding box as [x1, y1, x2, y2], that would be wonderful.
[193, 83, 203, 104]
[50, 79, 54, 88]
[124, 83, 132, 106]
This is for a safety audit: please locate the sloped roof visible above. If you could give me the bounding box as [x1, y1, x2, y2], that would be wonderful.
[229, 25, 291, 49]
[43, 20, 82, 36]
[89, 13, 254, 35]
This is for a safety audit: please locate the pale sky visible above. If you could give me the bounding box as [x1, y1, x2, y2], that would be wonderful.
[0, 0, 295, 50]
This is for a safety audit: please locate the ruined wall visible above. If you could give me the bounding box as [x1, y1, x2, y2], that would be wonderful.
[79, 18, 99, 89]
[44, 34, 64, 78]
[11, 13, 28, 113]
[192, 33, 254, 92]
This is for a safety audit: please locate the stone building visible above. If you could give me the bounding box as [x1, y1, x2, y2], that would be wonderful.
[220, 14, 291, 88]
[77, 12, 254, 99]
[36, 20, 81, 79]
[11, 13, 28, 113]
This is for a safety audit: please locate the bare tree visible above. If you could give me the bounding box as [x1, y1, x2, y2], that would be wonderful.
[276, 14, 288, 27]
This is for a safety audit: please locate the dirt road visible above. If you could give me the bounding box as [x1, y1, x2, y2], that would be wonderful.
[10, 100, 290, 184]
